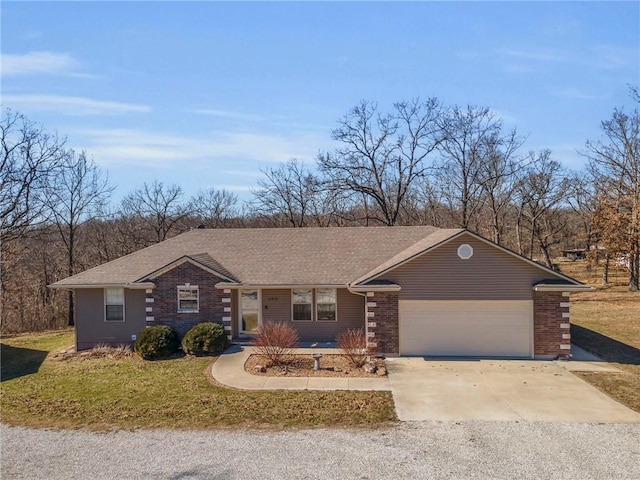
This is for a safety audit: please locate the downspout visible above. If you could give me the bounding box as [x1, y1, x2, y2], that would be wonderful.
[347, 283, 369, 344]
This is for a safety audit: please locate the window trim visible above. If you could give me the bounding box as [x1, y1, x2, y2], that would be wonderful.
[177, 285, 199, 313]
[291, 288, 313, 322]
[104, 288, 125, 323]
[316, 288, 338, 322]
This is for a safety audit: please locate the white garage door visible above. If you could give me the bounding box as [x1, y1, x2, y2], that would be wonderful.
[399, 300, 533, 358]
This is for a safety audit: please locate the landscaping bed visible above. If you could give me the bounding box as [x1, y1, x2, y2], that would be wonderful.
[245, 354, 387, 377]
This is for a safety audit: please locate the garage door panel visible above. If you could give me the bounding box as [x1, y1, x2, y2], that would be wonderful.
[399, 300, 532, 357]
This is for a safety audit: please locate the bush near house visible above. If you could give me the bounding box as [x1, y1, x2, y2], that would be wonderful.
[181, 322, 227, 356]
[251, 321, 299, 365]
[337, 329, 374, 368]
[134, 325, 179, 360]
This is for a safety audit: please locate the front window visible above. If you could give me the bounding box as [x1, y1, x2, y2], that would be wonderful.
[105, 288, 125, 322]
[178, 286, 199, 313]
[316, 288, 337, 321]
[292, 289, 312, 321]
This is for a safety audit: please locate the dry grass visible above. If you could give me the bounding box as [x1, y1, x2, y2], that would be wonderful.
[558, 259, 640, 413]
[0, 330, 396, 430]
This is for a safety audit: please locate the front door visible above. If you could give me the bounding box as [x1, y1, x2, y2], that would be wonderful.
[240, 289, 260, 334]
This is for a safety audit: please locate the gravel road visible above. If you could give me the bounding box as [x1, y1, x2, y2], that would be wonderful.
[2, 422, 639, 479]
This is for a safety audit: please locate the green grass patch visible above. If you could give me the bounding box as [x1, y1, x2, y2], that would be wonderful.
[0, 331, 396, 430]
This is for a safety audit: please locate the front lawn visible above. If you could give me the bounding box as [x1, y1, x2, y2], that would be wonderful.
[0, 330, 396, 430]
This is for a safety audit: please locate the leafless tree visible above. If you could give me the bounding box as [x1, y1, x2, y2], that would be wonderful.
[583, 101, 640, 290]
[318, 98, 442, 226]
[251, 159, 335, 227]
[1, 110, 66, 330]
[47, 150, 113, 326]
[476, 130, 527, 244]
[515, 150, 571, 267]
[1, 109, 65, 242]
[189, 188, 239, 228]
[435, 105, 518, 231]
[120, 181, 191, 244]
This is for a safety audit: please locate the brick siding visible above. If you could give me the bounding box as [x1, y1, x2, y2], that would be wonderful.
[150, 262, 227, 338]
[366, 291, 399, 355]
[533, 291, 571, 358]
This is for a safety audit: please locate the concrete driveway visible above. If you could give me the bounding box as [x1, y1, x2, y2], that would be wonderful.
[386, 358, 640, 423]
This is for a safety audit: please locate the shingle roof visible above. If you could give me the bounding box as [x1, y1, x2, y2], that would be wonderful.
[51, 226, 463, 287]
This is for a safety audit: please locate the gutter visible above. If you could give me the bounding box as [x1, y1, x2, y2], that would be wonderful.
[48, 282, 156, 290]
[532, 284, 595, 292]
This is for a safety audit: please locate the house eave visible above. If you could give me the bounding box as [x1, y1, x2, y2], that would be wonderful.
[348, 284, 402, 293]
[533, 284, 595, 292]
[48, 282, 156, 290]
[215, 282, 347, 290]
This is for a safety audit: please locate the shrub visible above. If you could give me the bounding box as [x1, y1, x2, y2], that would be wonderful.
[134, 325, 179, 360]
[336, 328, 374, 368]
[251, 321, 299, 366]
[181, 322, 227, 356]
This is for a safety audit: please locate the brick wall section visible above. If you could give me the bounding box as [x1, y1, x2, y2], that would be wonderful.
[367, 292, 400, 355]
[151, 262, 227, 338]
[533, 291, 571, 358]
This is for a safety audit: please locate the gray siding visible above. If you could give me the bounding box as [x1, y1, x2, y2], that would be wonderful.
[378, 233, 558, 301]
[75, 288, 146, 350]
[256, 288, 365, 342]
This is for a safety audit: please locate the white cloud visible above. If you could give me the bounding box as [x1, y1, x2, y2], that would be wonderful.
[1, 51, 90, 77]
[551, 88, 610, 101]
[2, 94, 151, 116]
[67, 127, 331, 168]
[498, 44, 637, 73]
[192, 108, 266, 122]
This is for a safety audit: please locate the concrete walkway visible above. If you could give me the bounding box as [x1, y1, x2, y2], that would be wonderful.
[211, 345, 391, 391]
[555, 344, 623, 373]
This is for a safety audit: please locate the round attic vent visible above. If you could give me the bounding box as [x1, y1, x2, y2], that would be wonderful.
[457, 243, 474, 260]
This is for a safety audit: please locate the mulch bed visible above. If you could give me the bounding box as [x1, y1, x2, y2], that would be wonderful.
[245, 354, 387, 378]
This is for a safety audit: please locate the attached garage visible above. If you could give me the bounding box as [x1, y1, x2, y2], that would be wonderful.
[399, 300, 533, 357]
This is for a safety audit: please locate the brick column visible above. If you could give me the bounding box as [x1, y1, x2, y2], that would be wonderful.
[365, 291, 399, 356]
[221, 289, 232, 341]
[145, 288, 154, 326]
[533, 291, 571, 358]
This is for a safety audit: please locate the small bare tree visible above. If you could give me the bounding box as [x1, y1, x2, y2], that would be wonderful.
[336, 328, 375, 368]
[251, 321, 299, 365]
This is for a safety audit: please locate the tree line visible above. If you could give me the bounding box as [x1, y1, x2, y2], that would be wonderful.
[1, 90, 638, 333]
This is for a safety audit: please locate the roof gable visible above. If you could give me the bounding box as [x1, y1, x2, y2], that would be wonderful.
[354, 230, 585, 287]
[139, 254, 238, 283]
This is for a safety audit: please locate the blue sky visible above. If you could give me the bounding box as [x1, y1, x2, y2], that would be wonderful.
[2, 1, 639, 203]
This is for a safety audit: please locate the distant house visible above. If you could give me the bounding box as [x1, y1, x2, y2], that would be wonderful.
[562, 248, 587, 261]
[50, 227, 591, 358]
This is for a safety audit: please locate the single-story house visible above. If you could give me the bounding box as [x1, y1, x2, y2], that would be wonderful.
[50, 226, 591, 358]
